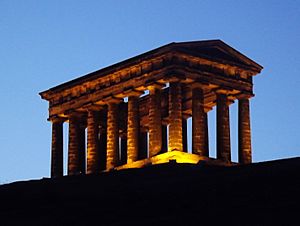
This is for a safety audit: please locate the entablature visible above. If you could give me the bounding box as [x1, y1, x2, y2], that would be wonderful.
[40, 40, 262, 118]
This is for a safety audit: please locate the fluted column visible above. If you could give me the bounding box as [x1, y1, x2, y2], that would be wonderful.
[87, 110, 100, 174]
[238, 98, 252, 164]
[106, 102, 119, 170]
[148, 86, 162, 157]
[51, 118, 64, 178]
[127, 95, 140, 163]
[216, 93, 231, 162]
[168, 82, 183, 152]
[192, 87, 207, 156]
[68, 114, 81, 175]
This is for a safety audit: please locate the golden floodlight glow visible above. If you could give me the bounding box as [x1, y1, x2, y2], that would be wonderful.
[115, 150, 234, 171]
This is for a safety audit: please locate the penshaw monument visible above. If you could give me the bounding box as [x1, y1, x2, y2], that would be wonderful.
[40, 40, 262, 178]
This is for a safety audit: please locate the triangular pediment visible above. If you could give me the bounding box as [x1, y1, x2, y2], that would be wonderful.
[170, 40, 263, 71]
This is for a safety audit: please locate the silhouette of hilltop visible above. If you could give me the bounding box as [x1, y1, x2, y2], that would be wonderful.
[1, 157, 300, 225]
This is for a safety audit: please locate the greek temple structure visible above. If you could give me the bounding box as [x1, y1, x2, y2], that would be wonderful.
[40, 40, 263, 178]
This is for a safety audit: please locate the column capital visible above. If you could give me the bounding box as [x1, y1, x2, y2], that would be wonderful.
[236, 92, 254, 100]
[215, 88, 233, 95]
[65, 110, 86, 119]
[103, 96, 123, 104]
[182, 113, 191, 120]
[49, 115, 66, 123]
[215, 93, 234, 106]
[204, 106, 212, 113]
[167, 77, 182, 83]
[191, 82, 210, 90]
[163, 72, 186, 83]
[83, 102, 105, 111]
[123, 89, 144, 97]
[147, 83, 165, 93]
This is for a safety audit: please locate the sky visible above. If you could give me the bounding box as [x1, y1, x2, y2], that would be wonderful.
[0, 0, 299, 183]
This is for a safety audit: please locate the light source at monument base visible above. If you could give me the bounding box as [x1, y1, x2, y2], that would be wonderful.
[115, 150, 234, 171]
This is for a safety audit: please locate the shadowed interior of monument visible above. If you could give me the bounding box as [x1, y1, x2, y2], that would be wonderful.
[61, 107, 236, 175]
[40, 40, 263, 177]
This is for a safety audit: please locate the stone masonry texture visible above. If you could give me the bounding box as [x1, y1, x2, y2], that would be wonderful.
[127, 96, 139, 163]
[216, 94, 231, 162]
[51, 119, 63, 178]
[68, 115, 81, 175]
[148, 87, 162, 157]
[168, 82, 183, 152]
[238, 98, 252, 164]
[192, 87, 208, 156]
[106, 103, 119, 169]
[87, 110, 100, 174]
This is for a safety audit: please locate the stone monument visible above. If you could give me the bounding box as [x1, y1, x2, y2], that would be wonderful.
[40, 40, 263, 178]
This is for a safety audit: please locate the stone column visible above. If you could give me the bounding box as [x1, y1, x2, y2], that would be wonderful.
[238, 98, 252, 164]
[139, 130, 148, 159]
[161, 125, 168, 153]
[204, 111, 209, 156]
[106, 102, 119, 170]
[168, 82, 183, 152]
[182, 117, 188, 152]
[98, 109, 107, 171]
[121, 136, 127, 164]
[148, 86, 162, 157]
[87, 110, 100, 174]
[127, 95, 140, 163]
[78, 121, 86, 174]
[216, 93, 231, 162]
[192, 87, 207, 156]
[68, 114, 81, 175]
[51, 118, 64, 178]
[99, 133, 107, 170]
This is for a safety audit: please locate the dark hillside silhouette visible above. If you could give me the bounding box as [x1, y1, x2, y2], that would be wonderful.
[0, 158, 300, 225]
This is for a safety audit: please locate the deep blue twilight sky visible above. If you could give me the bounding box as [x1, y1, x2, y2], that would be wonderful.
[0, 0, 299, 183]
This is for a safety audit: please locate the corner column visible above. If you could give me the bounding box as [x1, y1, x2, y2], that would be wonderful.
[168, 81, 183, 152]
[216, 93, 231, 162]
[192, 86, 208, 156]
[106, 101, 120, 170]
[238, 98, 252, 164]
[148, 85, 162, 157]
[127, 95, 140, 163]
[51, 117, 64, 178]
